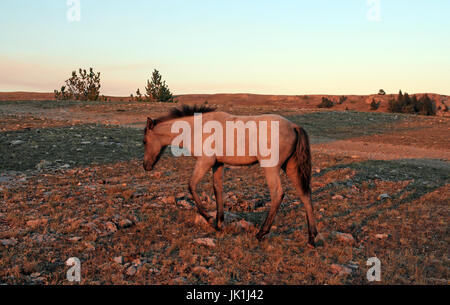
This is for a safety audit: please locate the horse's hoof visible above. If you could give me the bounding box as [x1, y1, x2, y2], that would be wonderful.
[214, 222, 222, 231]
[256, 232, 266, 241]
[307, 239, 316, 249]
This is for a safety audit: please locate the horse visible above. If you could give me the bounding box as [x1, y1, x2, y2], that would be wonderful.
[143, 105, 318, 247]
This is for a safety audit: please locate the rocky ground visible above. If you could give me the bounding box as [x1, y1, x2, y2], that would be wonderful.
[0, 99, 448, 284]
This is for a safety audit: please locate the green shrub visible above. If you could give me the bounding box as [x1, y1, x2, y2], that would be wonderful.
[370, 99, 381, 110]
[54, 68, 101, 101]
[388, 91, 436, 116]
[337, 96, 347, 104]
[317, 97, 334, 108]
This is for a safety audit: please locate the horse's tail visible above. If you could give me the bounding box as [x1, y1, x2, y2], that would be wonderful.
[293, 126, 312, 194]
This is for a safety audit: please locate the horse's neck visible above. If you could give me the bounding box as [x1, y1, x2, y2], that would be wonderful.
[153, 120, 182, 147]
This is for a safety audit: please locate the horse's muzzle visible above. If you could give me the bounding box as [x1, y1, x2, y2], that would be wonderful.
[143, 161, 153, 171]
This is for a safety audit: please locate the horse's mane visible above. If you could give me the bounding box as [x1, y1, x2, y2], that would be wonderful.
[154, 104, 217, 125]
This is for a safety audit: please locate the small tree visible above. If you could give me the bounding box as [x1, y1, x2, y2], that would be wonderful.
[135, 88, 143, 102]
[337, 96, 347, 105]
[145, 69, 175, 103]
[378, 89, 386, 95]
[370, 99, 380, 110]
[54, 67, 101, 101]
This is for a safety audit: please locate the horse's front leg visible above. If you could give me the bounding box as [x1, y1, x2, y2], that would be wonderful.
[189, 157, 215, 224]
[256, 167, 284, 241]
[212, 163, 224, 230]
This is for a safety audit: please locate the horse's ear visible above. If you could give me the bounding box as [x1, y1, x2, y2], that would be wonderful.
[147, 117, 154, 130]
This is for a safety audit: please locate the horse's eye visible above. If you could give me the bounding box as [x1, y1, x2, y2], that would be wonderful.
[143, 140, 147, 145]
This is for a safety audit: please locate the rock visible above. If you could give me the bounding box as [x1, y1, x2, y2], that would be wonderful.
[84, 222, 97, 231]
[232, 219, 254, 231]
[175, 192, 186, 199]
[81, 141, 91, 145]
[193, 237, 216, 248]
[347, 262, 359, 271]
[194, 214, 211, 226]
[148, 268, 160, 274]
[126, 266, 137, 276]
[331, 264, 353, 276]
[375, 233, 389, 239]
[35, 160, 51, 170]
[105, 221, 117, 233]
[192, 266, 210, 275]
[132, 258, 142, 266]
[59, 164, 71, 169]
[178, 200, 193, 209]
[334, 232, 355, 244]
[151, 171, 163, 179]
[0, 238, 18, 246]
[118, 219, 133, 229]
[378, 194, 391, 200]
[224, 212, 240, 223]
[172, 276, 188, 285]
[68, 236, 82, 242]
[84, 242, 96, 251]
[332, 194, 344, 200]
[26, 218, 48, 228]
[10, 140, 25, 145]
[30, 272, 41, 278]
[113, 256, 123, 264]
[162, 195, 176, 204]
[30, 233, 55, 243]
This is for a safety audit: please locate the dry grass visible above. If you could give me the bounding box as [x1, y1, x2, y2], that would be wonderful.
[1, 153, 448, 284]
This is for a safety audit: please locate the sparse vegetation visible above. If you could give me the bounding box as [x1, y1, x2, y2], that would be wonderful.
[144, 70, 176, 103]
[54, 68, 101, 101]
[317, 97, 334, 108]
[135, 89, 144, 102]
[388, 91, 436, 116]
[370, 99, 381, 110]
[337, 96, 347, 105]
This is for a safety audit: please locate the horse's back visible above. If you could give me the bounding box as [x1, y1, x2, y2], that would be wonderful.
[200, 111, 298, 167]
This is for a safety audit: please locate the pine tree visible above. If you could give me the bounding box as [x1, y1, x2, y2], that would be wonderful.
[145, 69, 175, 103]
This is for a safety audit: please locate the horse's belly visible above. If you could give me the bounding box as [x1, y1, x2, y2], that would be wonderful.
[217, 155, 258, 165]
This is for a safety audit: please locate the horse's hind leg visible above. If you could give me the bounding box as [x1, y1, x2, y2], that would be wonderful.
[256, 167, 284, 241]
[212, 163, 225, 230]
[285, 157, 318, 247]
[189, 158, 215, 224]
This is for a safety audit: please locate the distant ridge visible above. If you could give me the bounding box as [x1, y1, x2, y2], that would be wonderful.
[1, 91, 448, 116]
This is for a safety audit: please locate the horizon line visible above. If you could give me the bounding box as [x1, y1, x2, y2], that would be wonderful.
[1, 90, 449, 98]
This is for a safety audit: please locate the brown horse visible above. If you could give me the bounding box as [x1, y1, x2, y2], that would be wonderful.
[143, 105, 318, 246]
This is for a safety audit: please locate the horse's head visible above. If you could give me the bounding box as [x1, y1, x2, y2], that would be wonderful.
[143, 117, 163, 171]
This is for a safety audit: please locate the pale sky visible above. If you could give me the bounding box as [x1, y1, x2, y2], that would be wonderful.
[1, 0, 449, 96]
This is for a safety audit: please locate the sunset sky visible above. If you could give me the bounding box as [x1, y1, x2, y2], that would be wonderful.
[1, 0, 449, 96]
